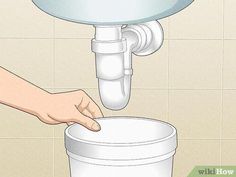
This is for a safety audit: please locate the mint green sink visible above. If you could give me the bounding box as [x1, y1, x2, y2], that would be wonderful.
[33, 0, 193, 25]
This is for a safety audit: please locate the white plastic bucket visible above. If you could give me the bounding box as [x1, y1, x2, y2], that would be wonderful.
[65, 117, 177, 177]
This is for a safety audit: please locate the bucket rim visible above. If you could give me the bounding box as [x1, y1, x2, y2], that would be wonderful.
[65, 116, 177, 147]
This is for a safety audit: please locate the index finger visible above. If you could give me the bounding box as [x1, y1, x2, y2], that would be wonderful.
[87, 100, 104, 118]
[83, 94, 104, 118]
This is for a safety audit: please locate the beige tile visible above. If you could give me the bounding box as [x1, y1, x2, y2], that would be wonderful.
[0, 39, 54, 88]
[224, 0, 236, 39]
[53, 88, 113, 137]
[0, 0, 53, 38]
[173, 140, 221, 177]
[112, 89, 168, 121]
[132, 40, 168, 89]
[0, 139, 53, 177]
[169, 40, 222, 89]
[55, 19, 95, 39]
[222, 91, 236, 139]
[54, 39, 97, 88]
[169, 0, 223, 39]
[54, 124, 67, 138]
[169, 90, 221, 139]
[0, 104, 53, 137]
[223, 40, 236, 89]
[221, 140, 236, 165]
[54, 139, 70, 177]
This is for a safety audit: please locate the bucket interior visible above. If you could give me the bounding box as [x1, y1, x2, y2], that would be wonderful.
[67, 117, 176, 145]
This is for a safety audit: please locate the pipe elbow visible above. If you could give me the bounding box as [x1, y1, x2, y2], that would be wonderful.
[94, 51, 132, 110]
[98, 76, 131, 110]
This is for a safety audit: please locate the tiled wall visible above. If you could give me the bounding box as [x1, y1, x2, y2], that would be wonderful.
[0, 0, 235, 177]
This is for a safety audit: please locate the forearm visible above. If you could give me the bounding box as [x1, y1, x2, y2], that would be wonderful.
[0, 67, 50, 116]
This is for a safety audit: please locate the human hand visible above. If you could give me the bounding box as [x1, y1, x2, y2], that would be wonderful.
[36, 90, 103, 131]
[0, 67, 103, 131]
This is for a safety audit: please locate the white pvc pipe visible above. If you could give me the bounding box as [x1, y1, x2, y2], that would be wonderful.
[92, 22, 163, 110]
[93, 25, 135, 110]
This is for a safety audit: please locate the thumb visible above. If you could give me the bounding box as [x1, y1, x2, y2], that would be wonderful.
[71, 112, 101, 132]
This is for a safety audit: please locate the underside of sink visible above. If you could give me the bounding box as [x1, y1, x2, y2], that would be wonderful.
[33, 0, 194, 25]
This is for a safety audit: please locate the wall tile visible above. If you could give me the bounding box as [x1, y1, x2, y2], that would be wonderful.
[222, 90, 236, 139]
[132, 40, 168, 89]
[0, 104, 53, 137]
[0, 0, 53, 38]
[169, 90, 221, 139]
[54, 39, 97, 88]
[54, 139, 70, 177]
[221, 140, 236, 165]
[54, 123, 65, 137]
[0, 39, 54, 88]
[169, 40, 222, 89]
[173, 140, 221, 177]
[223, 40, 236, 89]
[55, 19, 95, 39]
[169, 0, 223, 39]
[54, 124, 67, 138]
[224, 0, 236, 39]
[112, 89, 168, 121]
[0, 139, 53, 177]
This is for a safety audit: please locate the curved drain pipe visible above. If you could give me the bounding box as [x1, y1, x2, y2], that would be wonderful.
[92, 21, 164, 110]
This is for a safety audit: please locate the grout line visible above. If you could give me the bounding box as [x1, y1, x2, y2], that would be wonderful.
[53, 128, 55, 177]
[52, 18, 56, 177]
[53, 38, 92, 40]
[167, 17, 170, 122]
[166, 39, 224, 41]
[0, 37, 92, 40]
[43, 87, 236, 91]
[0, 37, 236, 40]
[167, 39, 236, 41]
[134, 88, 236, 91]
[179, 138, 236, 141]
[53, 20, 56, 92]
[220, 0, 225, 166]
[0, 137, 235, 140]
[0, 137, 62, 139]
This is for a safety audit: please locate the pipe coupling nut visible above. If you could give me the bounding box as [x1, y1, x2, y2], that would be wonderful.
[92, 38, 127, 54]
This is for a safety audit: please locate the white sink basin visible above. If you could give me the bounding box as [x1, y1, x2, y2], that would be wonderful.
[32, 0, 193, 25]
